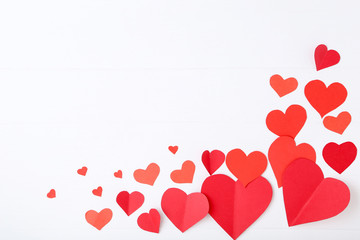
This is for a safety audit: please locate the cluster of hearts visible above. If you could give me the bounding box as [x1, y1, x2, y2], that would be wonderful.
[47, 44, 358, 240]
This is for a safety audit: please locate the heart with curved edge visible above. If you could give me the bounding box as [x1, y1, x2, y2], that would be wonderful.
[202, 150, 225, 175]
[77, 166, 87, 176]
[322, 142, 357, 174]
[137, 209, 161, 233]
[168, 146, 178, 154]
[116, 191, 144, 216]
[85, 208, 113, 230]
[269, 74, 298, 97]
[266, 104, 307, 138]
[201, 174, 272, 240]
[226, 148, 267, 186]
[161, 188, 209, 232]
[323, 111, 351, 134]
[305, 80, 347, 118]
[314, 44, 340, 71]
[114, 170, 122, 178]
[92, 186, 102, 197]
[134, 163, 160, 186]
[283, 159, 350, 226]
[170, 160, 195, 183]
[268, 136, 316, 187]
[47, 189, 56, 199]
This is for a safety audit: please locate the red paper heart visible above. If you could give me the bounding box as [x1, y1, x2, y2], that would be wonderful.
[47, 189, 56, 199]
[134, 163, 160, 186]
[168, 146, 178, 154]
[269, 74, 298, 97]
[268, 136, 316, 187]
[201, 174, 272, 239]
[323, 111, 351, 134]
[226, 149, 267, 186]
[314, 44, 340, 71]
[77, 166, 87, 176]
[322, 142, 357, 174]
[92, 186, 102, 197]
[266, 104, 307, 138]
[85, 208, 113, 230]
[116, 191, 144, 216]
[137, 209, 161, 233]
[114, 170, 122, 178]
[202, 150, 225, 175]
[170, 160, 195, 183]
[161, 188, 209, 232]
[283, 159, 350, 226]
[305, 80, 347, 118]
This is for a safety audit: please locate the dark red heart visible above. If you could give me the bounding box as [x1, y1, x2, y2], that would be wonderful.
[202, 150, 225, 175]
[322, 142, 357, 174]
[116, 191, 144, 216]
[314, 44, 340, 71]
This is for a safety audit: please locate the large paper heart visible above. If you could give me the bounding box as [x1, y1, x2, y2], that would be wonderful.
[226, 148, 267, 186]
[202, 150, 225, 175]
[283, 158, 350, 226]
[170, 160, 195, 183]
[322, 142, 357, 174]
[268, 136, 316, 187]
[266, 104, 307, 138]
[85, 208, 113, 230]
[137, 209, 161, 233]
[305, 80, 347, 118]
[314, 44, 340, 71]
[269, 74, 298, 97]
[201, 174, 272, 240]
[116, 191, 144, 216]
[161, 188, 209, 232]
[323, 111, 351, 135]
[134, 163, 160, 186]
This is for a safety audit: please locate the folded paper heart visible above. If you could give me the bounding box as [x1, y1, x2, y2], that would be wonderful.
[92, 186, 102, 197]
[77, 166, 88, 176]
[226, 148, 267, 186]
[168, 146, 178, 154]
[266, 104, 307, 139]
[314, 44, 340, 71]
[170, 160, 195, 183]
[137, 209, 161, 233]
[202, 150, 225, 175]
[305, 80, 347, 118]
[85, 208, 113, 230]
[47, 189, 56, 199]
[322, 142, 357, 174]
[114, 170, 122, 178]
[268, 136, 316, 187]
[269, 74, 298, 97]
[201, 174, 272, 240]
[161, 188, 209, 232]
[134, 163, 160, 186]
[283, 159, 350, 226]
[116, 191, 144, 216]
[323, 111, 351, 134]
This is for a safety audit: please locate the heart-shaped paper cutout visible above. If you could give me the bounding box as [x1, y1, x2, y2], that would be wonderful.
[322, 142, 357, 174]
[116, 191, 144, 216]
[268, 136, 316, 187]
[226, 149, 267, 186]
[283, 158, 350, 226]
[85, 208, 113, 230]
[170, 160, 195, 183]
[47, 189, 56, 199]
[92, 186, 102, 197]
[77, 166, 87, 176]
[323, 111, 351, 134]
[201, 174, 272, 240]
[266, 104, 307, 138]
[114, 170, 122, 178]
[161, 188, 209, 232]
[202, 150, 225, 175]
[269, 74, 298, 97]
[134, 163, 160, 186]
[137, 209, 161, 233]
[168, 146, 178, 154]
[305, 80, 347, 118]
[314, 44, 340, 71]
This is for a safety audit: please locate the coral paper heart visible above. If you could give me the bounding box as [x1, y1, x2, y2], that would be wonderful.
[270, 74, 298, 97]
[322, 142, 357, 174]
[137, 209, 161, 233]
[170, 160, 195, 183]
[323, 111, 351, 134]
[201, 174, 272, 240]
[283, 159, 350, 226]
[305, 80, 347, 118]
[85, 208, 113, 230]
[92, 186, 102, 197]
[116, 191, 144, 216]
[114, 170, 122, 178]
[161, 188, 209, 232]
[268, 136, 316, 187]
[266, 104, 307, 138]
[47, 189, 56, 199]
[314, 44, 340, 71]
[226, 149, 267, 186]
[134, 163, 160, 186]
[168, 146, 178, 154]
[77, 166, 87, 176]
[202, 150, 225, 175]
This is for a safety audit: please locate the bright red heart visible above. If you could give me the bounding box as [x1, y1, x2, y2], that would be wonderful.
[47, 189, 56, 199]
[323, 111, 351, 135]
[202, 150, 225, 175]
[283, 158, 350, 226]
[92, 186, 102, 197]
[314, 44, 340, 71]
[161, 188, 209, 232]
[266, 104, 307, 138]
[134, 163, 160, 186]
[116, 191, 144, 216]
[137, 209, 161, 233]
[170, 160, 195, 183]
[85, 208, 113, 230]
[201, 174, 272, 239]
[168, 146, 178, 154]
[269, 74, 298, 97]
[322, 142, 357, 174]
[77, 166, 88, 176]
[268, 136, 316, 187]
[305, 80, 347, 118]
[114, 170, 122, 178]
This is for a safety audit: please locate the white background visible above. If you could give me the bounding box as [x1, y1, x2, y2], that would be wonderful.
[0, 0, 359, 239]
